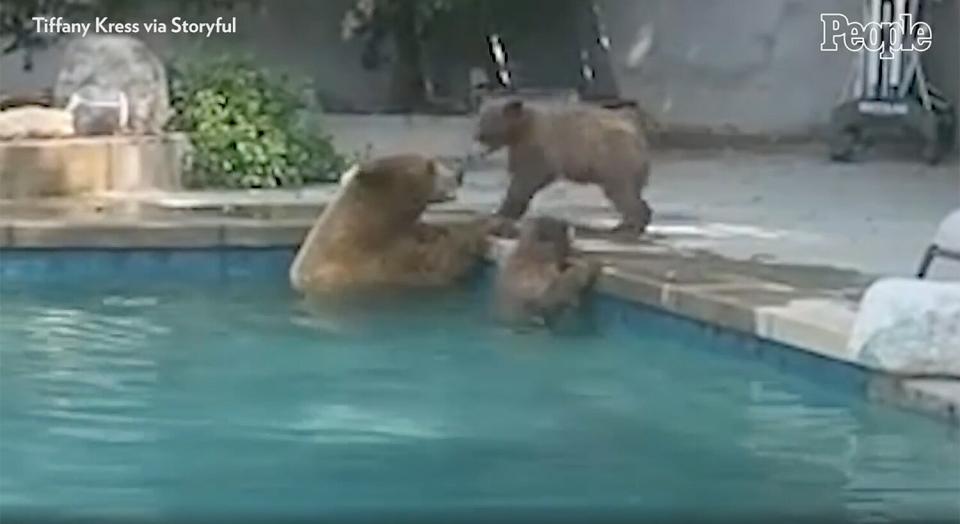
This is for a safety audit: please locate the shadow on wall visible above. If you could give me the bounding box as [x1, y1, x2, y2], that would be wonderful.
[0, 0, 393, 112]
[597, 0, 958, 141]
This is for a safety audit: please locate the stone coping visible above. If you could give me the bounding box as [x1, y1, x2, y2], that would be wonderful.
[0, 215, 956, 424]
[0, 133, 189, 147]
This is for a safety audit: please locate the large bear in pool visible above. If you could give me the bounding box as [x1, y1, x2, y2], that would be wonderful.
[289, 154, 487, 294]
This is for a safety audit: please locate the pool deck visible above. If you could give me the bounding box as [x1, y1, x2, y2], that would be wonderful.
[1, 147, 958, 422]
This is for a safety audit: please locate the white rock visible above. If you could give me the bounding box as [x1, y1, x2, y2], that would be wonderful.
[0, 106, 75, 140]
[849, 278, 960, 376]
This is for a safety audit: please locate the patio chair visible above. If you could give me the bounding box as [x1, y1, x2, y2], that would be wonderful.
[917, 208, 960, 278]
[829, 0, 955, 164]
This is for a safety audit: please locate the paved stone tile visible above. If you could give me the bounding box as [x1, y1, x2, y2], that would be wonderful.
[660, 285, 760, 335]
[8, 220, 222, 248]
[221, 220, 311, 247]
[595, 266, 666, 306]
[869, 377, 960, 425]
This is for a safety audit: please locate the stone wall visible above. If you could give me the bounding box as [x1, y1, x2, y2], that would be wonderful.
[0, 135, 187, 198]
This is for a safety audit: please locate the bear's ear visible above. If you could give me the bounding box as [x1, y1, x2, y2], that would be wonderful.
[503, 99, 524, 119]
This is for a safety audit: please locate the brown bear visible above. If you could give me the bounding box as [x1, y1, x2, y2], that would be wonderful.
[473, 99, 653, 235]
[289, 154, 487, 294]
[494, 216, 601, 329]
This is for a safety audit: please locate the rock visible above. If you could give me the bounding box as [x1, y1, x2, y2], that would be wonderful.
[54, 35, 170, 135]
[0, 106, 75, 140]
[849, 278, 960, 377]
[65, 85, 130, 136]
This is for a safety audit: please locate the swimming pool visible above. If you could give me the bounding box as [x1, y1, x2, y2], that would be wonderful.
[1, 249, 958, 523]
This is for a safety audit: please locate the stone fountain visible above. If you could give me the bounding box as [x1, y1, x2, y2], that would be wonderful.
[0, 35, 187, 199]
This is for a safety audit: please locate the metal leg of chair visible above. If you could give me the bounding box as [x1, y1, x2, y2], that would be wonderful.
[916, 244, 939, 278]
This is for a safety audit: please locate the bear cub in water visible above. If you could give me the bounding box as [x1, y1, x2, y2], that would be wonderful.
[473, 99, 653, 235]
[494, 216, 601, 329]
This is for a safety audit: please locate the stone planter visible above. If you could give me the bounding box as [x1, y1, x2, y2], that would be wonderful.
[0, 133, 187, 198]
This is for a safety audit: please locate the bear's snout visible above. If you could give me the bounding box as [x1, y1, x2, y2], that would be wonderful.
[468, 139, 500, 160]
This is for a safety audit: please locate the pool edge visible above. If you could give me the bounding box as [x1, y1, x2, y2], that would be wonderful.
[1, 219, 957, 424]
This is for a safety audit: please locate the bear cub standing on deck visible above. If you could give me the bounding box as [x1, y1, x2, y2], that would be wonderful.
[473, 99, 653, 235]
[289, 154, 486, 294]
[494, 216, 601, 329]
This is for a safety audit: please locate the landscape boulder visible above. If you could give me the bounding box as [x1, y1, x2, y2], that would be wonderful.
[54, 35, 170, 135]
[850, 278, 960, 377]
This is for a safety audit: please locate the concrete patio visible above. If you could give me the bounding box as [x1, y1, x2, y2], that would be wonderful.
[14, 145, 953, 278]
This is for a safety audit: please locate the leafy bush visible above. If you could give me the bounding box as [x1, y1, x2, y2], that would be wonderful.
[169, 57, 346, 188]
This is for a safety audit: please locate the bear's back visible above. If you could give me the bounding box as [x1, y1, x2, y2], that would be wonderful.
[530, 105, 647, 178]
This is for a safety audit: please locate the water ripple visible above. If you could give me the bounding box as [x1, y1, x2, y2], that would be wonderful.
[1, 284, 957, 522]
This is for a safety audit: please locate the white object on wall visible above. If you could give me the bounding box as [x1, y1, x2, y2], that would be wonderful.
[0, 106, 75, 140]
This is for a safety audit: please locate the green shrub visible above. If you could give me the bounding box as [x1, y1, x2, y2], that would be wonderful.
[168, 57, 346, 189]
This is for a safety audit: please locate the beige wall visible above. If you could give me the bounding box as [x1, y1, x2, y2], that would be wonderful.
[599, 0, 958, 140]
[2, 0, 956, 143]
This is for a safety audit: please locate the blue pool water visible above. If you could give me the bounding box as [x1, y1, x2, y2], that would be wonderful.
[0, 250, 958, 523]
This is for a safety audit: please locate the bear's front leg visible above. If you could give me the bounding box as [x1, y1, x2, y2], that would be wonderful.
[495, 169, 554, 220]
[539, 259, 602, 315]
[412, 222, 446, 243]
[602, 175, 652, 236]
[393, 224, 487, 286]
[482, 215, 520, 238]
